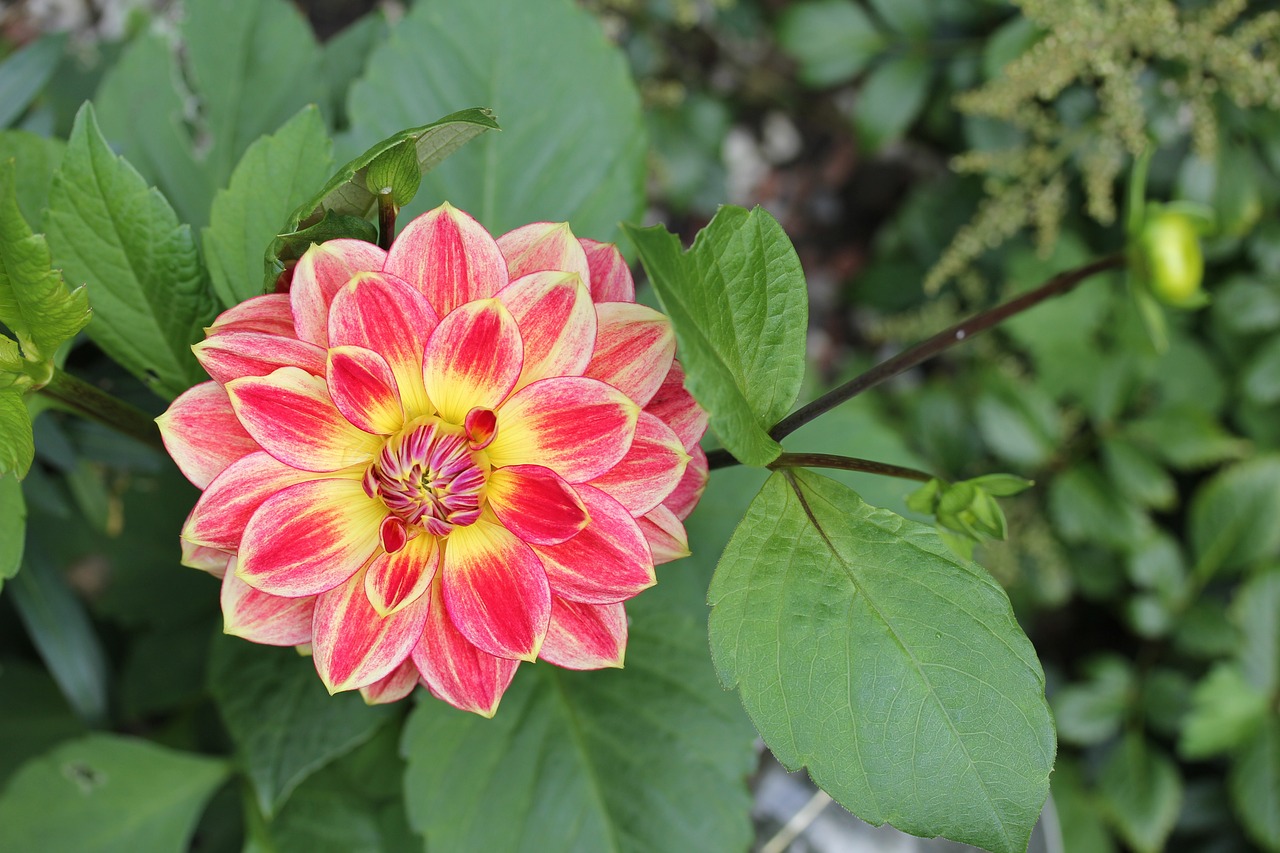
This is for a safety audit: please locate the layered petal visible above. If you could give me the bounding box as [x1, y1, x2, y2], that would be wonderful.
[312, 566, 431, 693]
[413, 578, 519, 717]
[328, 271, 437, 417]
[485, 377, 639, 483]
[496, 271, 596, 389]
[360, 659, 421, 705]
[531, 485, 655, 604]
[589, 411, 689, 516]
[226, 367, 382, 472]
[440, 518, 550, 661]
[579, 239, 635, 303]
[364, 534, 439, 617]
[182, 540, 231, 576]
[206, 293, 297, 338]
[497, 221, 591, 282]
[194, 331, 327, 384]
[326, 346, 404, 436]
[638, 504, 690, 565]
[182, 451, 313, 552]
[538, 598, 627, 670]
[221, 569, 315, 646]
[238, 478, 384, 597]
[664, 445, 707, 520]
[157, 382, 261, 488]
[290, 239, 387, 347]
[423, 299, 523, 424]
[644, 360, 708, 451]
[486, 464, 590, 545]
[384, 202, 508, 317]
[584, 302, 676, 407]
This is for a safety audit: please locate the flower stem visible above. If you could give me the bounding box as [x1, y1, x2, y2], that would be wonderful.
[38, 368, 165, 452]
[765, 452, 935, 482]
[378, 192, 398, 251]
[705, 253, 1125, 469]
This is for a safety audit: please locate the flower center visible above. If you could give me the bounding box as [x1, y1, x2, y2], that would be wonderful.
[363, 419, 486, 537]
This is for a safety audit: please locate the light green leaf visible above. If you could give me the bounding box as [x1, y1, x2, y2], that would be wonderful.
[45, 103, 214, 400]
[1189, 455, 1280, 578]
[1233, 568, 1280, 697]
[0, 734, 229, 853]
[1052, 656, 1133, 747]
[0, 388, 32, 478]
[625, 207, 808, 466]
[1230, 717, 1280, 852]
[852, 54, 932, 152]
[402, 595, 757, 853]
[1178, 664, 1268, 759]
[708, 470, 1055, 853]
[0, 34, 66, 130]
[0, 473, 24, 591]
[0, 130, 65, 228]
[777, 0, 887, 86]
[345, 0, 645, 240]
[207, 637, 395, 818]
[203, 105, 334, 308]
[1097, 735, 1182, 853]
[365, 139, 421, 208]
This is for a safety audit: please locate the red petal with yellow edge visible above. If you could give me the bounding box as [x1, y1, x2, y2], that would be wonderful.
[238, 478, 384, 597]
[364, 534, 439, 617]
[328, 271, 437, 418]
[206, 293, 296, 338]
[312, 566, 430, 693]
[422, 299, 523, 424]
[413, 578, 519, 717]
[496, 271, 596, 389]
[326, 346, 404, 436]
[486, 376, 639, 483]
[584, 303, 676, 407]
[182, 540, 231, 576]
[579, 239, 635, 303]
[194, 331, 326, 384]
[226, 367, 382, 473]
[221, 569, 315, 646]
[497, 221, 591, 282]
[664, 445, 707, 520]
[157, 381, 261, 488]
[589, 411, 689, 516]
[440, 518, 550, 661]
[644, 359, 708, 452]
[359, 658, 420, 705]
[183, 451, 313, 552]
[538, 597, 626, 670]
[384, 203, 508, 317]
[486, 464, 589, 545]
[531, 485, 655, 604]
[638, 504, 690, 565]
[290, 239, 387, 347]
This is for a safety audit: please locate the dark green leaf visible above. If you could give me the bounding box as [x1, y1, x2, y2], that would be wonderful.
[1048, 464, 1152, 551]
[1123, 405, 1250, 470]
[1102, 438, 1176, 511]
[0, 734, 229, 853]
[45, 103, 214, 400]
[975, 373, 1061, 469]
[0, 473, 24, 590]
[625, 207, 808, 466]
[1189, 455, 1280, 578]
[0, 130, 65, 228]
[272, 211, 378, 259]
[1244, 335, 1280, 405]
[1178, 664, 1268, 759]
[777, 0, 887, 86]
[320, 13, 388, 129]
[868, 0, 932, 37]
[207, 637, 395, 818]
[1230, 717, 1280, 852]
[1097, 735, 1182, 853]
[203, 105, 334, 308]
[852, 54, 932, 152]
[1213, 276, 1280, 334]
[708, 470, 1055, 853]
[1052, 656, 1132, 747]
[0, 34, 66, 130]
[0, 660, 85, 785]
[345, 0, 645, 239]
[1050, 759, 1116, 853]
[1233, 568, 1280, 697]
[0, 389, 33, 477]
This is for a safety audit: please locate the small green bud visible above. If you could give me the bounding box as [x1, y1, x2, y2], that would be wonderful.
[1131, 210, 1207, 309]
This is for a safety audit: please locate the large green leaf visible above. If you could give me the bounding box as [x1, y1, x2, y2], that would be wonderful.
[207, 637, 396, 818]
[0, 734, 229, 853]
[0, 34, 66, 130]
[0, 473, 23, 591]
[1189, 455, 1280, 578]
[1097, 735, 1182, 853]
[852, 54, 932, 153]
[45, 104, 214, 400]
[1230, 717, 1280, 852]
[776, 0, 887, 87]
[0, 130, 65, 228]
[344, 0, 645, 240]
[402, 594, 757, 853]
[0, 660, 85, 785]
[625, 207, 809, 466]
[203, 106, 334, 308]
[708, 469, 1055, 853]
[0, 388, 32, 477]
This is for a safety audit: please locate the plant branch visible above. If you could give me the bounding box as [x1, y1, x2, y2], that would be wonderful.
[37, 368, 165, 452]
[765, 452, 935, 482]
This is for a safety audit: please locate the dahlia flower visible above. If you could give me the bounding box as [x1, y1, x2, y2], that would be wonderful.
[158, 203, 708, 715]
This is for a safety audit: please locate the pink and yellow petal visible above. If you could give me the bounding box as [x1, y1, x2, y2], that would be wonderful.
[360, 659, 421, 705]
[157, 381, 261, 488]
[206, 293, 297, 338]
[496, 221, 591, 282]
[486, 377, 639, 483]
[584, 303, 676, 407]
[579, 239, 635, 303]
[644, 360, 708, 452]
[182, 540, 232, 577]
[238, 478, 384, 597]
[638, 504, 691, 565]
[326, 346, 404, 436]
[413, 578, 519, 717]
[226, 367, 382, 472]
[222, 569, 315, 646]
[290, 239, 388, 347]
[312, 566, 431, 693]
[589, 411, 689, 516]
[440, 518, 550, 661]
[664, 445, 707, 520]
[422, 299, 523, 424]
[194, 331, 327, 384]
[486, 465, 589, 545]
[182, 451, 314, 552]
[538, 598, 627, 670]
[531, 485, 655, 604]
[364, 534, 439, 617]
[384, 203, 508, 317]
[496, 271, 596, 389]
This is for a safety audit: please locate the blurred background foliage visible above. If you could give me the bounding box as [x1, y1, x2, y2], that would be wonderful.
[0, 0, 1278, 850]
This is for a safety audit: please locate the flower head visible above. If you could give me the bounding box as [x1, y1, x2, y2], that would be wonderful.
[158, 204, 708, 716]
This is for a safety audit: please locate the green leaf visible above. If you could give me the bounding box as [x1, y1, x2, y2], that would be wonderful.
[1243, 335, 1280, 405]
[0, 734, 229, 853]
[0, 660, 85, 785]
[1230, 717, 1280, 852]
[975, 372, 1061, 468]
[1189, 455, 1280, 578]
[402, 596, 757, 853]
[777, 0, 887, 86]
[1050, 759, 1116, 853]
[207, 637, 395, 818]
[1178, 664, 1268, 759]
[0, 389, 32, 478]
[868, 0, 932, 37]
[1122, 405, 1251, 470]
[1213, 276, 1280, 334]
[0, 130, 65, 228]
[708, 470, 1055, 853]
[0, 34, 66, 130]
[1048, 464, 1152, 551]
[365, 139, 421, 208]
[45, 103, 214, 400]
[1052, 656, 1133, 747]
[320, 13, 388, 129]
[1097, 735, 1182, 853]
[0, 159, 90, 362]
[0, 472, 24, 590]
[1101, 437, 1176, 511]
[852, 54, 932, 153]
[625, 207, 808, 466]
[1233, 568, 1280, 697]
[203, 105, 334, 308]
[345, 0, 645, 240]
